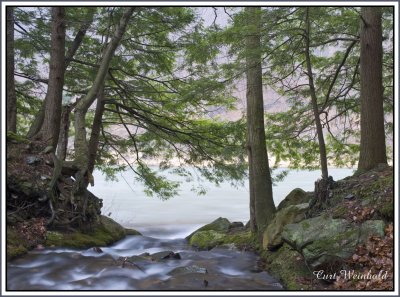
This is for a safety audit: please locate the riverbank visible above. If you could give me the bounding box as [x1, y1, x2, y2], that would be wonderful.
[185, 164, 393, 290]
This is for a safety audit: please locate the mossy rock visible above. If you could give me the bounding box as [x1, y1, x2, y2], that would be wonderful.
[7, 226, 30, 260]
[222, 230, 256, 250]
[277, 188, 311, 211]
[282, 216, 385, 270]
[125, 228, 142, 236]
[263, 203, 308, 250]
[186, 217, 231, 240]
[45, 216, 126, 248]
[189, 230, 225, 250]
[260, 243, 312, 290]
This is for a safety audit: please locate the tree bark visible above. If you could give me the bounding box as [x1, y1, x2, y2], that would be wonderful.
[304, 7, 329, 180]
[87, 83, 106, 175]
[71, 7, 134, 218]
[6, 7, 17, 133]
[28, 9, 94, 140]
[28, 7, 66, 148]
[56, 104, 72, 160]
[358, 7, 387, 171]
[245, 7, 276, 235]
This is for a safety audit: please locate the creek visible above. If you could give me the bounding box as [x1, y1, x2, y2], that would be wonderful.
[7, 232, 282, 290]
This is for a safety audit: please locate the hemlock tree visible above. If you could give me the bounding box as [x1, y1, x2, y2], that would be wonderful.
[358, 7, 388, 170]
[27, 7, 66, 147]
[245, 7, 276, 233]
[304, 7, 329, 180]
[7, 7, 17, 132]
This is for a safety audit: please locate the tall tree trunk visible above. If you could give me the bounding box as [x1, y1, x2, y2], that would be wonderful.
[28, 10, 94, 140]
[358, 7, 387, 171]
[304, 7, 329, 180]
[56, 104, 72, 160]
[28, 7, 66, 148]
[87, 83, 106, 175]
[245, 7, 276, 235]
[72, 7, 134, 220]
[6, 7, 17, 133]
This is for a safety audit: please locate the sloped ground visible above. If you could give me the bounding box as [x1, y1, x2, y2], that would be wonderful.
[265, 165, 394, 290]
[6, 133, 128, 260]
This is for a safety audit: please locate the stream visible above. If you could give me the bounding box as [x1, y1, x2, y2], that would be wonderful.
[7, 233, 283, 291]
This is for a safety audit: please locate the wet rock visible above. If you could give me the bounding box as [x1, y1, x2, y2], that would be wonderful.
[186, 217, 231, 240]
[189, 230, 225, 250]
[93, 247, 103, 253]
[150, 251, 181, 261]
[26, 156, 41, 165]
[277, 188, 311, 210]
[263, 203, 308, 250]
[169, 265, 208, 276]
[281, 215, 385, 270]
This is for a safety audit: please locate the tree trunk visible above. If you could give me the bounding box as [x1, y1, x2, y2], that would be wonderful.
[245, 7, 276, 235]
[6, 7, 17, 133]
[29, 7, 66, 148]
[28, 10, 93, 140]
[72, 7, 134, 220]
[304, 7, 329, 180]
[87, 84, 106, 175]
[358, 7, 387, 171]
[56, 104, 72, 160]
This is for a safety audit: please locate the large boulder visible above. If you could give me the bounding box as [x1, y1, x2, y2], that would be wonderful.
[262, 203, 309, 250]
[277, 188, 311, 211]
[186, 217, 230, 240]
[281, 215, 385, 270]
[189, 230, 225, 250]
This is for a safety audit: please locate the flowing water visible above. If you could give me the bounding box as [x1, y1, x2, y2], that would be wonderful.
[7, 234, 282, 290]
[7, 167, 353, 291]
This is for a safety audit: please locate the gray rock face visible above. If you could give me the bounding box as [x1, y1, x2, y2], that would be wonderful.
[281, 215, 385, 270]
[186, 217, 231, 240]
[262, 203, 309, 250]
[277, 188, 311, 210]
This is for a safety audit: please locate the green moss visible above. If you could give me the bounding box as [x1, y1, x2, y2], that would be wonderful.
[45, 216, 126, 248]
[301, 221, 311, 229]
[378, 201, 394, 220]
[7, 226, 30, 260]
[186, 217, 230, 240]
[189, 230, 225, 250]
[222, 230, 257, 250]
[331, 204, 348, 219]
[260, 243, 312, 290]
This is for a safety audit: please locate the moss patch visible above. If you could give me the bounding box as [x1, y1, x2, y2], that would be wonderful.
[7, 226, 29, 260]
[45, 216, 126, 248]
[189, 230, 225, 250]
[260, 243, 312, 290]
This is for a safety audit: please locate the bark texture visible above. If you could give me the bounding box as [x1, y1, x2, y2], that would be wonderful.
[358, 7, 387, 171]
[7, 7, 17, 132]
[72, 7, 134, 220]
[245, 7, 276, 235]
[28, 7, 66, 148]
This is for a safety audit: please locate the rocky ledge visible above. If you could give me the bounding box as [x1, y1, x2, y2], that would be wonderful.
[188, 165, 393, 290]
